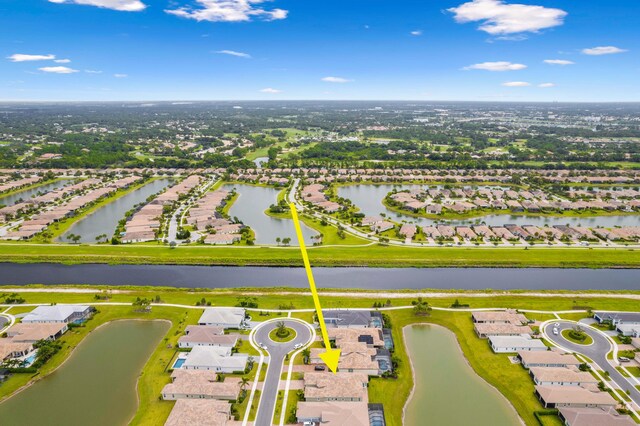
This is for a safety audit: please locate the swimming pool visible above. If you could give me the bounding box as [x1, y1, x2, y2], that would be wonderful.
[172, 358, 186, 369]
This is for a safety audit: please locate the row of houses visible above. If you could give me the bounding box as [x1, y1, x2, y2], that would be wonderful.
[3, 177, 141, 240]
[162, 308, 250, 426]
[474, 310, 635, 425]
[184, 189, 244, 245]
[0, 175, 40, 194]
[389, 188, 639, 216]
[4, 167, 639, 185]
[121, 176, 202, 243]
[301, 184, 342, 213]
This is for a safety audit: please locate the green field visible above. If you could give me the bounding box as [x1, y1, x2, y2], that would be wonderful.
[0, 242, 637, 268]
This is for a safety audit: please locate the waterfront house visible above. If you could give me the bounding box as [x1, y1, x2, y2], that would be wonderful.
[161, 370, 241, 401]
[518, 351, 582, 369]
[322, 310, 383, 329]
[529, 367, 599, 387]
[177, 325, 236, 348]
[489, 336, 547, 353]
[535, 385, 617, 409]
[198, 308, 246, 329]
[6, 323, 68, 343]
[164, 399, 232, 426]
[303, 372, 369, 402]
[474, 323, 533, 338]
[296, 401, 370, 426]
[180, 346, 248, 373]
[21, 305, 93, 324]
[558, 407, 635, 426]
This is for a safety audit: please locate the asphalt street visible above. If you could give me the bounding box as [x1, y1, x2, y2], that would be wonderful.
[544, 320, 640, 407]
[253, 319, 312, 426]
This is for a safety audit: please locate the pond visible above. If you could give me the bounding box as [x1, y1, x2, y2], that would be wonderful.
[0, 179, 71, 207]
[0, 320, 169, 426]
[337, 184, 640, 227]
[222, 183, 317, 245]
[403, 324, 521, 426]
[58, 178, 173, 243]
[0, 264, 638, 290]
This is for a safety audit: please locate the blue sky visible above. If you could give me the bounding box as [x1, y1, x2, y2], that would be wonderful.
[1, 0, 638, 101]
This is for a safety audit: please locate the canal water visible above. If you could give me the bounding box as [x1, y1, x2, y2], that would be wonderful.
[0, 320, 169, 426]
[58, 178, 173, 243]
[0, 264, 638, 289]
[222, 183, 317, 245]
[0, 179, 71, 207]
[403, 324, 520, 426]
[338, 184, 640, 227]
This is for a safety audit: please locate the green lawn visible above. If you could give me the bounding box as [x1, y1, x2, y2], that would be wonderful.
[561, 328, 594, 345]
[269, 326, 297, 343]
[0, 242, 637, 268]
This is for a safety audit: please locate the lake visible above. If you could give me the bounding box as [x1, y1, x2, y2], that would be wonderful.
[403, 324, 521, 426]
[0, 320, 169, 426]
[0, 179, 71, 207]
[222, 183, 317, 245]
[0, 263, 638, 289]
[338, 184, 640, 227]
[58, 178, 173, 243]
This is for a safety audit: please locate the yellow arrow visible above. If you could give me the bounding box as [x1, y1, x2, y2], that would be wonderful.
[289, 203, 340, 373]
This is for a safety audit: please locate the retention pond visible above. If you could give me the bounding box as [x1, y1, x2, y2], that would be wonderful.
[58, 178, 172, 243]
[404, 324, 521, 426]
[0, 320, 169, 426]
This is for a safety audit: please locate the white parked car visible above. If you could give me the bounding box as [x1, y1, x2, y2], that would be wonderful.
[552, 327, 559, 335]
[293, 343, 302, 350]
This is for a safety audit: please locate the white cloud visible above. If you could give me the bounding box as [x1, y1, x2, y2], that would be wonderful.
[54, 59, 71, 63]
[502, 81, 530, 87]
[114, 73, 128, 78]
[39, 66, 79, 74]
[85, 69, 103, 74]
[8, 54, 56, 62]
[538, 83, 555, 88]
[321, 76, 352, 83]
[260, 88, 282, 93]
[166, 0, 288, 22]
[463, 61, 526, 71]
[48, 0, 146, 12]
[543, 59, 574, 65]
[582, 46, 627, 56]
[410, 30, 423, 36]
[448, 0, 567, 35]
[216, 50, 251, 59]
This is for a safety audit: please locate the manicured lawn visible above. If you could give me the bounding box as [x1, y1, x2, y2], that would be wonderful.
[561, 328, 594, 345]
[269, 326, 297, 343]
[0, 243, 637, 268]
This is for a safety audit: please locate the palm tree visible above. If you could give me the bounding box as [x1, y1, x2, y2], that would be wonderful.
[276, 237, 281, 246]
[240, 376, 249, 391]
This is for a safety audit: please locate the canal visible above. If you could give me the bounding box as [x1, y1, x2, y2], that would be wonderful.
[0, 263, 638, 289]
[0, 320, 169, 426]
[403, 324, 521, 426]
[222, 183, 317, 245]
[338, 184, 640, 227]
[0, 179, 71, 207]
[58, 178, 173, 243]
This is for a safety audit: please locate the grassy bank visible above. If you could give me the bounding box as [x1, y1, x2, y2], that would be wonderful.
[0, 243, 637, 268]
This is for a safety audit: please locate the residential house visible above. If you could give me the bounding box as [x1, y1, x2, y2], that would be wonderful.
[164, 399, 232, 426]
[198, 308, 246, 329]
[489, 336, 547, 353]
[180, 346, 248, 373]
[535, 385, 617, 409]
[21, 305, 93, 324]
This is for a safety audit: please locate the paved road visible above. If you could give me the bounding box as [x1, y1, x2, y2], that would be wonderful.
[543, 320, 640, 408]
[253, 319, 312, 426]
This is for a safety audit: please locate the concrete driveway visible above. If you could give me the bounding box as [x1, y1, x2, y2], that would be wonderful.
[252, 319, 312, 426]
[543, 320, 640, 408]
